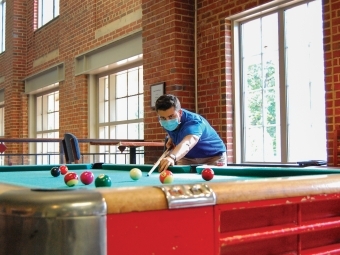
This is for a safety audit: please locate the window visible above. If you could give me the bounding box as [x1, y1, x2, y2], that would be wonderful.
[0, 0, 5, 53]
[234, 0, 325, 163]
[98, 64, 144, 164]
[36, 90, 59, 164]
[0, 105, 4, 137]
[38, 0, 59, 28]
[0, 105, 4, 166]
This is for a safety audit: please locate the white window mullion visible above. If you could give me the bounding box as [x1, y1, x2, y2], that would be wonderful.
[278, 9, 287, 163]
[0, 0, 6, 53]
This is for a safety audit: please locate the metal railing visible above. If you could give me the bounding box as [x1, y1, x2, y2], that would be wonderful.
[0, 151, 145, 165]
[0, 138, 150, 165]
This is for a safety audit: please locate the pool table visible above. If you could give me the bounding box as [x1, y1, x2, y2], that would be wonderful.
[2, 164, 340, 255]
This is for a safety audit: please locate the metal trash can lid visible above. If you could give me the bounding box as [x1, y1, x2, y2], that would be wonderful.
[0, 189, 107, 218]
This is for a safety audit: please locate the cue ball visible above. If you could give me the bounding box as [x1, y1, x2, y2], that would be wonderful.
[95, 174, 112, 187]
[59, 165, 68, 175]
[130, 168, 142, 180]
[50, 166, 61, 177]
[80, 171, 94, 185]
[202, 168, 214, 181]
[159, 170, 174, 184]
[64, 172, 79, 187]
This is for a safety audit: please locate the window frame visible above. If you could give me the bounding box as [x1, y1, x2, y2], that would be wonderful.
[0, 104, 4, 166]
[0, 104, 4, 137]
[34, 88, 60, 165]
[0, 0, 5, 53]
[96, 59, 144, 164]
[231, 0, 325, 164]
[37, 0, 59, 28]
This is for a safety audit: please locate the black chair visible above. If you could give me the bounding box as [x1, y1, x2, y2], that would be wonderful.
[62, 133, 81, 164]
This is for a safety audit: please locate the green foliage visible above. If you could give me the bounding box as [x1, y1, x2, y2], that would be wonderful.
[246, 61, 277, 154]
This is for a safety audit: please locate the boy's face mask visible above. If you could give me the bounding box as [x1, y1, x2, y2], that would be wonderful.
[158, 108, 182, 131]
[159, 118, 180, 131]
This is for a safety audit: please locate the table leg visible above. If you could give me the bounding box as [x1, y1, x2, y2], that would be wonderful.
[130, 147, 136, 164]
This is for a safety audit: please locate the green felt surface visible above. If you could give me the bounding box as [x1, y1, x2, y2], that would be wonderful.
[2, 164, 339, 190]
[0, 168, 259, 189]
[196, 165, 340, 177]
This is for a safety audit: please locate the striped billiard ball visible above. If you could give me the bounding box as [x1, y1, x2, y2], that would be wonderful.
[64, 172, 79, 187]
[159, 170, 174, 184]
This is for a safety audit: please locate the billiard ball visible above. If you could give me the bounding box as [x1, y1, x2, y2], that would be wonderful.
[130, 168, 142, 180]
[59, 165, 68, 175]
[80, 171, 94, 185]
[95, 174, 112, 187]
[50, 166, 61, 177]
[64, 172, 79, 187]
[202, 168, 214, 181]
[159, 170, 174, 184]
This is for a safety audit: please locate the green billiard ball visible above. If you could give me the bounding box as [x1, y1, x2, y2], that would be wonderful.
[95, 174, 112, 187]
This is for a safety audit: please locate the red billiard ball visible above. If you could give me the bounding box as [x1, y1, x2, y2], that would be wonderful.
[64, 172, 79, 187]
[80, 171, 94, 185]
[159, 170, 174, 184]
[202, 168, 214, 181]
[59, 165, 68, 175]
[50, 166, 61, 177]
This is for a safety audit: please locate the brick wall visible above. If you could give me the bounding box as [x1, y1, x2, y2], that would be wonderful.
[196, 1, 232, 162]
[142, 0, 196, 163]
[0, 0, 28, 153]
[143, 0, 334, 164]
[0, 0, 143, 156]
[26, 0, 142, 138]
[324, 1, 338, 164]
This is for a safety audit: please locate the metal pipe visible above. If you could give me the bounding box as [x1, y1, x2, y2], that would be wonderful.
[194, 0, 198, 113]
[0, 138, 144, 143]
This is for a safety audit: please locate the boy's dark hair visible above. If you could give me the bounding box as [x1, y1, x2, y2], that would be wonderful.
[155, 94, 181, 111]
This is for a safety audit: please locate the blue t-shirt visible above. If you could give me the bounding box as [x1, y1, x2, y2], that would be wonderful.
[166, 109, 226, 158]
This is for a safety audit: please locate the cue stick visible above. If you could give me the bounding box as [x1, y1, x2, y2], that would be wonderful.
[147, 148, 170, 176]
